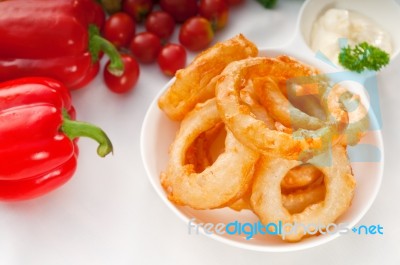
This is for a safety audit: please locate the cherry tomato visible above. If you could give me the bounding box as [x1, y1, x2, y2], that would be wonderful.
[160, 0, 198, 23]
[130, 32, 162, 63]
[122, 0, 153, 22]
[157, 43, 187, 76]
[102, 12, 136, 49]
[145, 11, 175, 41]
[199, 0, 229, 30]
[179, 17, 214, 51]
[104, 54, 140, 93]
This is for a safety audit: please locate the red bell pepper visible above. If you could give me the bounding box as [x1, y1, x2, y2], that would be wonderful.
[0, 77, 113, 201]
[0, 0, 122, 90]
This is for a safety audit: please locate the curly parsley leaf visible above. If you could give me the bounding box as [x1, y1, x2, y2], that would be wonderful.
[338, 42, 390, 73]
[256, 0, 278, 9]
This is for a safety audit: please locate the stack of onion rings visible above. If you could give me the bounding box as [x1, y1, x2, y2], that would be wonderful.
[159, 35, 368, 242]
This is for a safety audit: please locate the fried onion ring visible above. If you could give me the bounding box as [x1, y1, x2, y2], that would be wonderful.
[286, 79, 327, 121]
[239, 80, 275, 129]
[215, 57, 341, 160]
[185, 122, 224, 172]
[281, 164, 322, 191]
[229, 188, 252, 211]
[161, 99, 259, 210]
[253, 77, 325, 130]
[158, 34, 258, 121]
[282, 182, 325, 214]
[230, 165, 324, 212]
[230, 183, 326, 213]
[287, 78, 369, 146]
[333, 87, 369, 146]
[251, 145, 356, 242]
[274, 55, 320, 97]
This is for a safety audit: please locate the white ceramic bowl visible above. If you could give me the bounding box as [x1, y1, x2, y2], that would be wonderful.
[140, 48, 384, 252]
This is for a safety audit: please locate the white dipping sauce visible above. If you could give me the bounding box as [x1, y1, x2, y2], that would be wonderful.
[310, 8, 392, 64]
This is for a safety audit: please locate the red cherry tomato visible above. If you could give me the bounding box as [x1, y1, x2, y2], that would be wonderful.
[157, 43, 187, 76]
[199, 0, 229, 30]
[122, 0, 153, 22]
[179, 17, 214, 51]
[102, 12, 136, 49]
[130, 32, 162, 63]
[104, 54, 140, 93]
[160, 0, 198, 23]
[145, 11, 176, 41]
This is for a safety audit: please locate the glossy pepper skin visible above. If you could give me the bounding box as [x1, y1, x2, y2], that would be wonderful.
[0, 0, 122, 90]
[0, 77, 113, 201]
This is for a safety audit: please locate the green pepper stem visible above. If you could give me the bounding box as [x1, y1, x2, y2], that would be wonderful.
[62, 110, 113, 157]
[88, 24, 124, 76]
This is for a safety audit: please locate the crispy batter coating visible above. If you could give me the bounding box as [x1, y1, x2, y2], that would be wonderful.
[281, 164, 322, 191]
[230, 165, 324, 212]
[216, 57, 338, 160]
[254, 77, 325, 130]
[158, 34, 258, 121]
[161, 99, 259, 210]
[251, 145, 356, 242]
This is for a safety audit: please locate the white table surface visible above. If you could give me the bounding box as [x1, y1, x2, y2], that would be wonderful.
[1, 0, 399, 264]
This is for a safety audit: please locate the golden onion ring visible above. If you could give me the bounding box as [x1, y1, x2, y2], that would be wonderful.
[215, 57, 341, 160]
[281, 164, 322, 191]
[250, 145, 356, 242]
[230, 184, 326, 213]
[282, 182, 325, 214]
[332, 86, 369, 146]
[161, 99, 259, 210]
[185, 122, 224, 172]
[239, 80, 276, 129]
[254, 77, 325, 130]
[288, 78, 369, 146]
[158, 34, 258, 121]
[230, 165, 324, 212]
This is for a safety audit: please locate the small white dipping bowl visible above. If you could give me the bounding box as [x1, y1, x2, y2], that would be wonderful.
[296, 0, 400, 62]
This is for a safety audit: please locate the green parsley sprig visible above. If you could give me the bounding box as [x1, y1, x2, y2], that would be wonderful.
[256, 0, 278, 9]
[338, 42, 390, 73]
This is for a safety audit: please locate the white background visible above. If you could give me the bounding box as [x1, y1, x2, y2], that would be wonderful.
[1, 0, 400, 264]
